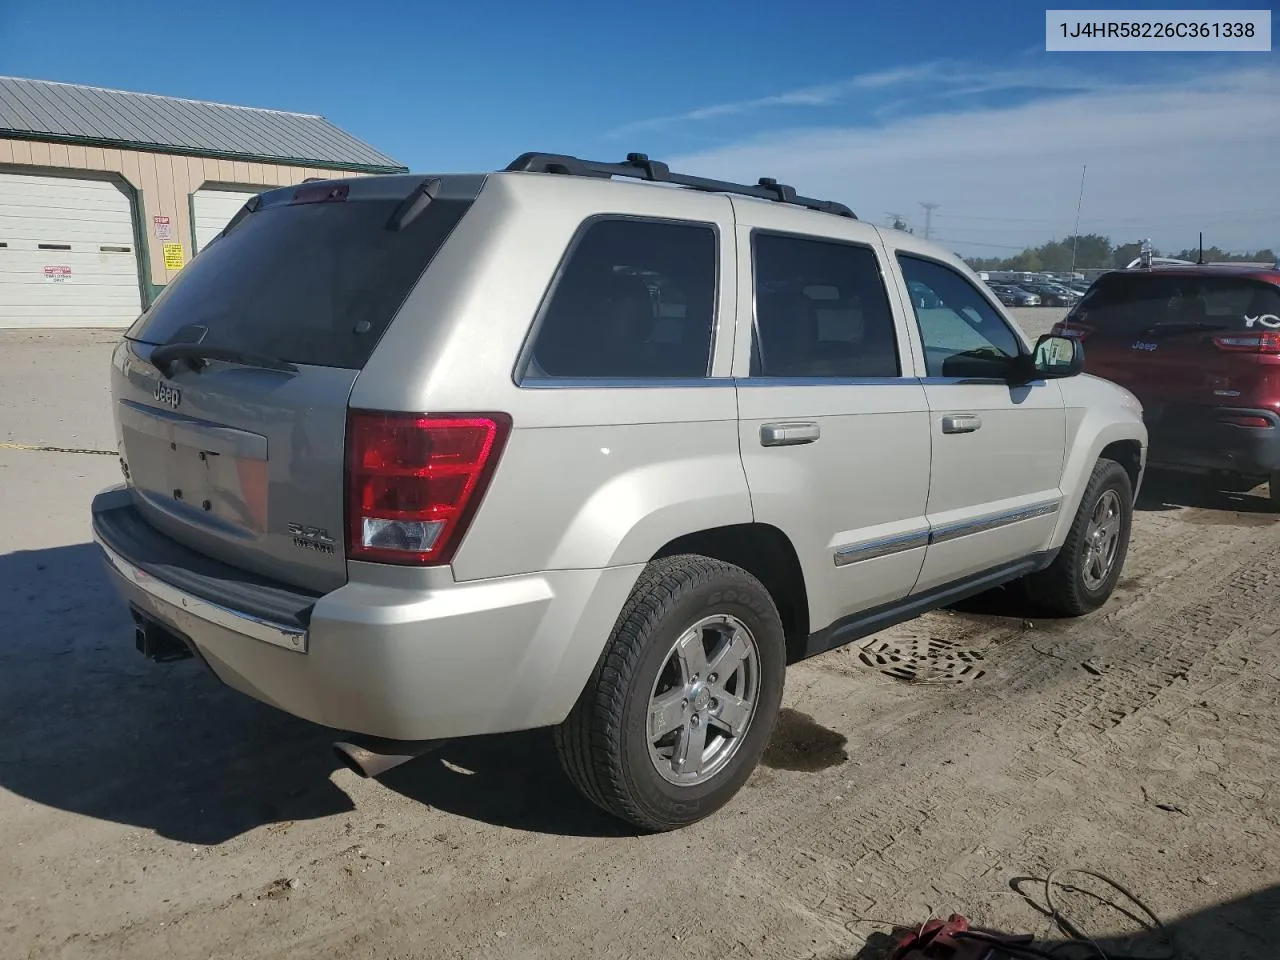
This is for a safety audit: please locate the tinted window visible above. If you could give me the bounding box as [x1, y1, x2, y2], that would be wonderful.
[897, 254, 1024, 378]
[128, 191, 473, 369]
[751, 233, 900, 378]
[526, 218, 717, 379]
[1073, 273, 1280, 339]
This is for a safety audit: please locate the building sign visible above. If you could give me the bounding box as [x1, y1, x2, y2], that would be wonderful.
[43, 265, 72, 283]
[162, 243, 185, 270]
[152, 215, 173, 241]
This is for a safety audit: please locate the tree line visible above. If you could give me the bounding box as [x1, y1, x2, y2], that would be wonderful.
[962, 234, 1277, 273]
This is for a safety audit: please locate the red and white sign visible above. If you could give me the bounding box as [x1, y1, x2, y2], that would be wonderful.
[43, 265, 72, 283]
[153, 215, 173, 241]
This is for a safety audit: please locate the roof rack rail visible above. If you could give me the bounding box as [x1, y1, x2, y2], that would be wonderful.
[504, 151, 856, 219]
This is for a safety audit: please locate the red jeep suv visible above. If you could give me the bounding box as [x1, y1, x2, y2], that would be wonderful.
[1054, 264, 1280, 506]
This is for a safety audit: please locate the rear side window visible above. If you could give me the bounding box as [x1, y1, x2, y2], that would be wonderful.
[750, 233, 901, 378]
[1075, 273, 1280, 338]
[128, 188, 473, 369]
[524, 218, 717, 379]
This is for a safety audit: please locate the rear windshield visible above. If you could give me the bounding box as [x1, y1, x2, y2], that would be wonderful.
[127, 187, 473, 369]
[1074, 273, 1280, 339]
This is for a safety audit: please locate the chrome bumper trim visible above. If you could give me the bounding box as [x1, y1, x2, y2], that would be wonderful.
[93, 531, 308, 653]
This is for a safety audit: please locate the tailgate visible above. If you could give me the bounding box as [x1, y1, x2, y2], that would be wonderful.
[113, 174, 479, 593]
[113, 343, 357, 592]
[1066, 271, 1280, 412]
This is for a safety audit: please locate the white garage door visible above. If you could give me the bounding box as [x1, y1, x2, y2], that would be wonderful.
[192, 188, 258, 254]
[0, 172, 144, 329]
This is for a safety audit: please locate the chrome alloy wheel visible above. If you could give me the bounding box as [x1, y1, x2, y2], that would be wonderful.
[646, 614, 761, 786]
[1082, 489, 1123, 591]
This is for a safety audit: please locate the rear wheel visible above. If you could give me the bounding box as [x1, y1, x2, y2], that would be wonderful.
[1022, 459, 1133, 617]
[554, 555, 786, 831]
[1270, 473, 1280, 510]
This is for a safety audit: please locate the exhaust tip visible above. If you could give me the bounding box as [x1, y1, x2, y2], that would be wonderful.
[332, 736, 445, 779]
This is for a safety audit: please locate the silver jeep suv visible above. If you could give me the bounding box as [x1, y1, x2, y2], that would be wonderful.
[91, 153, 1147, 830]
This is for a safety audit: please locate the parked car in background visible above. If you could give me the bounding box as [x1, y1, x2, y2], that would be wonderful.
[1021, 282, 1081, 307]
[988, 284, 1042, 307]
[90, 151, 1148, 832]
[907, 279, 944, 308]
[1054, 263, 1280, 505]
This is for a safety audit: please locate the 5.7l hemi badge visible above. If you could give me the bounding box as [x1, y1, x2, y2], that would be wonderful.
[288, 523, 335, 555]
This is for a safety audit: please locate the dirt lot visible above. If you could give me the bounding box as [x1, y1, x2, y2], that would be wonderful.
[2, 315, 1277, 960]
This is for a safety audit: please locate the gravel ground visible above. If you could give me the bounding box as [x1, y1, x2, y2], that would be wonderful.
[2, 323, 1276, 960]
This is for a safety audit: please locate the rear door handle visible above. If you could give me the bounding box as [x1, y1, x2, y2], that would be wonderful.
[941, 414, 982, 434]
[761, 421, 821, 446]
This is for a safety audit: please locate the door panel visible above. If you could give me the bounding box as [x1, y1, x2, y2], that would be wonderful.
[737, 382, 932, 629]
[887, 248, 1067, 590]
[726, 210, 933, 633]
[914, 379, 1066, 590]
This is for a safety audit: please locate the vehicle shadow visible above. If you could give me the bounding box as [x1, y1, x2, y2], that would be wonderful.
[1137, 470, 1276, 516]
[843, 883, 1279, 959]
[0, 542, 628, 844]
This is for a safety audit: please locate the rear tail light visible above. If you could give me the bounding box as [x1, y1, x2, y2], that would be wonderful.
[1219, 415, 1273, 428]
[1212, 332, 1280, 354]
[345, 411, 511, 565]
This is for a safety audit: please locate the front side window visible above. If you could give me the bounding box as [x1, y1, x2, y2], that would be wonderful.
[751, 232, 901, 378]
[525, 218, 717, 379]
[897, 254, 1024, 378]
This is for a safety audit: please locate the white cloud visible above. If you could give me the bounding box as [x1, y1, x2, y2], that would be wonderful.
[611, 60, 1108, 138]
[662, 66, 1280, 255]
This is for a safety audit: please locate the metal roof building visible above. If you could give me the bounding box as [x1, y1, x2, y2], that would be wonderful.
[0, 76, 407, 329]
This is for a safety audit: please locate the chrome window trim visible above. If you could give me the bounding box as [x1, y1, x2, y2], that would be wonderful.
[919, 376, 1048, 387]
[928, 499, 1061, 546]
[93, 531, 308, 653]
[834, 529, 930, 566]
[517, 377, 734, 389]
[737, 376, 921, 388]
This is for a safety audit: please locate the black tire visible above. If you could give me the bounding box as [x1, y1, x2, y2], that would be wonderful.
[1022, 458, 1133, 617]
[1270, 473, 1280, 510]
[553, 555, 786, 832]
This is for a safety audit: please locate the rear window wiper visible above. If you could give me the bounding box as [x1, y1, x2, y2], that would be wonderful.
[149, 343, 299, 377]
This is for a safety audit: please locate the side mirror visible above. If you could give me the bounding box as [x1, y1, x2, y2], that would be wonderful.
[1031, 333, 1084, 379]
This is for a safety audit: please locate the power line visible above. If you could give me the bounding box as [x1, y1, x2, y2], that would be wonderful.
[928, 236, 1037, 250]
[927, 209, 1280, 225]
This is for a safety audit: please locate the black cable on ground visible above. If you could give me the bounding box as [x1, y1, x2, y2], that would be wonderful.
[1041, 868, 1175, 960]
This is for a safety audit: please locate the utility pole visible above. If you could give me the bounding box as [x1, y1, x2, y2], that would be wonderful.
[919, 202, 939, 240]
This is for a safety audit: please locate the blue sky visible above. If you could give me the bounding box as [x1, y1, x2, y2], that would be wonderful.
[2, 0, 1276, 255]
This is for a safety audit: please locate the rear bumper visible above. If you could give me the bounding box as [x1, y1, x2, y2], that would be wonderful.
[91, 487, 642, 741]
[1146, 407, 1280, 477]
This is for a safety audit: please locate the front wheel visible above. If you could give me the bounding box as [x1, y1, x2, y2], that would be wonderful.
[1022, 458, 1134, 617]
[554, 555, 786, 831]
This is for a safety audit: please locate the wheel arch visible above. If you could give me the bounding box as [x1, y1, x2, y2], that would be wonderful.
[1049, 414, 1147, 549]
[652, 522, 811, 664]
